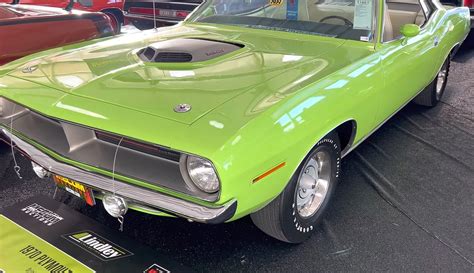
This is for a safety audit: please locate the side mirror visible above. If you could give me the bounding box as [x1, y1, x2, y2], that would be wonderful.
[400, 24, 421, 38]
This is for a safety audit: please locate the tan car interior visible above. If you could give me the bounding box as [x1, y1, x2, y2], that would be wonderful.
[288, 0, 428, 41]
[384, 0, 427, 40]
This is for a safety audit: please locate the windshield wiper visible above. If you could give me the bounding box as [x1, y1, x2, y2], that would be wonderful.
[242, 24, 337, 37]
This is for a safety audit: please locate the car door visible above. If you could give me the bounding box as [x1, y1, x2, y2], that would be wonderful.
[374, 0, 441, 125]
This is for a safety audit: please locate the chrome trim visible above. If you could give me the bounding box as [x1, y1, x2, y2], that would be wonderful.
[125, 13, 182, 24]
[127, 1, 200, 7]
[0, 128, 237, 224]
[21, 65, 38, 74]
[174, 103, 192, 113]
[373, 0, 380, 48]
[128, 203, 172, 216]
[179, 154, 222, 195]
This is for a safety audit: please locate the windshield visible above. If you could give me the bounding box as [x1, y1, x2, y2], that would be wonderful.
[188, 0, 376, 42]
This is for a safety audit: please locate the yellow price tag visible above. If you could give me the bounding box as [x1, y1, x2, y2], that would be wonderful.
[269, 0, 283, 7]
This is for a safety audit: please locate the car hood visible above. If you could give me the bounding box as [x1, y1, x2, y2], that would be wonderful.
[0, 3, 86, 19]
[7, 24, 353, 125]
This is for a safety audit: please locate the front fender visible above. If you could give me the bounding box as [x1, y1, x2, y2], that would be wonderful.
[195, 48, 383, 220]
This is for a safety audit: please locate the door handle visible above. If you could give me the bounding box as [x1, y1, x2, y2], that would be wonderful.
[434, 36, 440, 47]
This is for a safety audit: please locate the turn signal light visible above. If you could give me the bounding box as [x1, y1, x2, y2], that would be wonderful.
[253, 162, 286, 183]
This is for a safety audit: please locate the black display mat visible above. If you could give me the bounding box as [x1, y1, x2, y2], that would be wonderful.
[0, 196, 193, 273]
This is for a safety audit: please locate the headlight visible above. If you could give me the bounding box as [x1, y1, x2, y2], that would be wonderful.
[185, 155, 220, 193]
[0, 98, 12, 118]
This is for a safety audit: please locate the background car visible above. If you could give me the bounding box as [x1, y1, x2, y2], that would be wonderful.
[0, 0, 124, 33]
[439, 0, 473, 45]
[440, 0, 473, 25]
[0, 3, 115, 65]
[123, 0, 202, 29]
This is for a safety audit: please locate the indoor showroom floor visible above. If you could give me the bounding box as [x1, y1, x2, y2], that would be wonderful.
[1, 43, 472, 272]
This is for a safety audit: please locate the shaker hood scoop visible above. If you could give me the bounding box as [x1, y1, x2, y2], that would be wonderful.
[137, 38, 244, 63]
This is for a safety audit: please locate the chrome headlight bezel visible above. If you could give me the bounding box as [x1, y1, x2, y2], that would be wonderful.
[0, 98, 4, 117]
[179, 154, 221, 194]
[0, 97, 26, 119]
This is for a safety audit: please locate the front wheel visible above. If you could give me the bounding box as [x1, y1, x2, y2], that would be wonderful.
[104, 12, 122, 34]
[413, 57, 450, 107]
[251, 132, 341, 243]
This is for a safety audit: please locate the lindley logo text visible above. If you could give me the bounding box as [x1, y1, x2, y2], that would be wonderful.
[63, 231, 133, 261]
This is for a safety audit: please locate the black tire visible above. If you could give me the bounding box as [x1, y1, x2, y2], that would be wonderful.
[104, 11, 122, 34]
[0, 141, 8, 153]
[413, 57, 450, 107]
[465, 33, 474, 49]
[250, 132, 341, 243]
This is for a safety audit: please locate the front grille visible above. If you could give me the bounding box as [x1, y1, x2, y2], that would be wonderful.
[95, 131, 180, 162]
[0, 97, 218, 202]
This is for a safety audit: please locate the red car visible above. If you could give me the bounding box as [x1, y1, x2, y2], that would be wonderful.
[440, 0, 473, 46]
[123, 0, 201, 30]
[0, 3, 114, 65]
[441, 0, 473, 28]
[0, 0, 124, 32]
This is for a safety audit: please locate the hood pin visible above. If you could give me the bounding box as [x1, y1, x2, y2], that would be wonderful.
[22, 65, 38, 74]
[174, 104, 192, 113]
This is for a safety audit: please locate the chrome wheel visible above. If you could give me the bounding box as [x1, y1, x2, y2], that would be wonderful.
[436, 64, 448, 100]
[296, 150, 331, 218]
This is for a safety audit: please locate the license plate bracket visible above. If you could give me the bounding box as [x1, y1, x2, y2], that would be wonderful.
[53, 175, 96, 206]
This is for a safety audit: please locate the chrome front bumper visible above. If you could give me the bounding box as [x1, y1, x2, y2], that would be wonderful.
[0, 128, 237, 224]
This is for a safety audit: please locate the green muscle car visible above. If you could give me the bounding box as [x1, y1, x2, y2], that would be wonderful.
[0, 0, 470, 243]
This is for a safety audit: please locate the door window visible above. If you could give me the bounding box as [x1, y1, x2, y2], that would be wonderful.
[382, 0, 429, 42]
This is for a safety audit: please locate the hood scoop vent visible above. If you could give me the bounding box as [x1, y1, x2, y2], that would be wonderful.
[155, 52, 193, 63]
[138, 38, 243, 63]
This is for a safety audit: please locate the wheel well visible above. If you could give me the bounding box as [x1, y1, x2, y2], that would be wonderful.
[449, 43, 460, 59]
[334, 120, 356, 155]
[101, 8, 124, 23]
